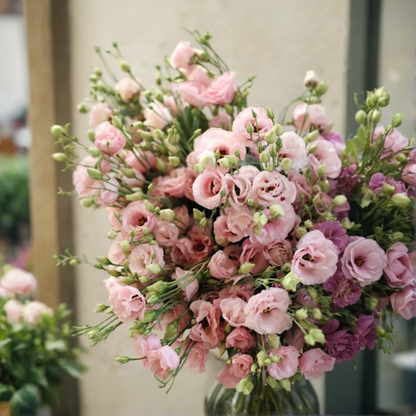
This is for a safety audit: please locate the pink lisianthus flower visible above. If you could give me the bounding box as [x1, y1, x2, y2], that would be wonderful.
[23, 301, 53, 325]
[215, 354, 253, 389]
[174, 66, 209, 108]
[120, 201, 156, 241]
[0, 268, 37, 295]
[189, 300, 223, 348]
[292, 103, 331, 133]
[94, 122, 126, 155]
[98, 177, 119, 207]
[342, 237, 387, 286]
[89, 102, 113, 128]
[268, 346, 300, 380]
[220, 297, 247, 327]
[143, 104, 172, 130]
[152, 167, 188, 199]
[171, 267, 198, 302]
[390, 285, 416, 319]
[225, 173, 252, 208]
[184, 340, 209, 374]
[244, 288, 292, 335]
[232, 107, 273, 147]
[209, 110, 232, 130]
[146, 346, 180, 382]
[3, 299, 24, 323]
[402, 163, 416, 187]
[115, 77, 141, 102]
[286, 327, 305, 352]
[249, 171, 296, 207]
[278, 132, 308, 171]
[208, 250, 238, 280]
[292, 230, 338, 285]
[373, 125, 409, 159]
[187, 225, 214, 264]
[263, 239, 293, 267]
[128, 243, 165, 279]
[322, 131, 346, 156]
[108, 238, 128, 266]
[124, 150, 156, 174]
[204, 71, 237, 105]
[193, 168, 227, 209]
[225, 327, 253, 352]
[239, 239, 269, 274]
[108, 281, 146, 323]
[170, 41, 195, 69]
[157, 303, 191, 334]
[153, 219, 179, 247]
[383, 242, 414, 288]
[287, 171, 313, 205]
[307, 138, 341, 179]
[133, 333, 161, 358]
[299, 348, 335, 380]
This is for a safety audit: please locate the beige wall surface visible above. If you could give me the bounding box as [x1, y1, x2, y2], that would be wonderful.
[68, 1, 350, 415]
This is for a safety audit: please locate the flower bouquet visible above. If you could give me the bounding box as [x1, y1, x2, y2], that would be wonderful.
[0, 261, 84, 416]
[52, 31, 416, 415]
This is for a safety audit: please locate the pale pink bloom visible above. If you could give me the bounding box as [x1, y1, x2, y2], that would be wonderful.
[187, 225, 214, 264]
[307, 138, 341, 179]
[133, 333, 161, 358]
[226, 174, 252, 208]
[287, 327, 305, 352]
[154, 167, 188, 198]
[89, 102, 113, 128]
[292, 230, 338, 285]
[128, 243, 165, 278]
[342, 237, 387, 286]
[249, 203, 297, 247]
[215, 364, 240, 389]
[239, 166, 260, 183]
[189, 300, 223, 348]
[220, 297, 247, 327]
[264, 239, 293, 267]
[402, 163, 416, 187]
[390, 285, 416, 320]
[124, 150, 156, 174]
[0, 287, 11, 298]
[94, 122, 126, 155]
[218, 284, 254, 303]
[120, 201, 156, 240]
[249, 171, 296, 207]
[231, 354, 253, 379]
[184, 168, 197, 201]
[193, 168, 227, 209]
[213, 206, 255, 245]
[373, 125, 409, 159]
[108, 238, 128, 265]
[172, 267, 198, 302]
[209, 110, 232, 130]
[295, 288, 318, 307]
[143, 104, 172, 130]
[158, 303, 191, 334]
[73, 158, 101, 198]
[115, 77, 141, 102]
[194, 128, 246, 165]
[239, 240, 269, 274]
[204, 71, 237, 105]
[121, 169, 145, 189]
[171, 238, 194, 267]
[384, 242, 414, 288]
[0, 268, 37, 295]
[146, 346, 180, 381]
[209, 250, 238, 279]
[108, 281, 146, 323]
[322, 131, 346, 156]
[174, 66, 209, 108]
[244, 288, 292, 334]
[226, 327, 253, 352]
[170, 41, 195, 69]
[4, 299, 23, 323]
[292, 103, 331, 133]
[164, 95, 181, 116]
[98, 177, 119, 207]
[287, 172, 313, 205]
[173, 205, 190, 232]
[153, 219, 179, 247]
[233, 107, 273, 147]
[23, 301, 53, 325]
[185, 341, 209, 373]
[268, 346, 299, 380]
[103, 276, 118, 291]
[299, 348, 335, 380]
[278, 132, 308, 171]
[107, 207, 122, 231]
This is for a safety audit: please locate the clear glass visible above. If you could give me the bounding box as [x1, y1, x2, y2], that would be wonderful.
[205, 376, 319, 416]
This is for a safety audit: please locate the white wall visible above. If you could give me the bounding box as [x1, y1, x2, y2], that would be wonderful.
[68, 1, 351, 415]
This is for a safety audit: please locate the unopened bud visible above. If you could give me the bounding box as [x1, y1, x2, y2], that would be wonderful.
[307, 287, 318, 300]
[381, 183, 395, 197]
[120, 240, 130, 251]
[159, 209, 176, 223]
[94, 303, 108, 313]
[218, 158, 230, 169]
[280, 158, 292, 171]
[304, 334, 316, 346]
[259, 152, 270, 164]
[315, 80, 328, 95]
[146, 263, 162, 275]
[238, 262, 255, 274]
[365, 296, 379, 311]
[355, 110, 367, 125]
[194, 164, 204, 174]
[120, 275, 136, 285]
[295, 227, 307, 239]
[52, 153, 67, 162]
[391, 193, 411, 208]
[51, 125, 64, 138]
[333, 195, 347, 206]
[309, 328, 325, 344]
[317, 165, 326, 177]
[115, 355, 130, 364]
[312, 308, 322, 320]
[257, 350, 268, 367]
[392, 113, 403, 128]
[88, 129, 95, 142]
[296, 308, 308, 320]
[168, 156, 181, 167]
[80, 197, 93, 208]
[273, 124, 284, 136]
[246, 121, 254, 136]
[87, 168, 103, 180]
[119, 59, 130, 72]
[304, 220, 313, 229]
[236, 379, 254, 395]
[264, 129, 277, 144]
[304, 70, 320, 88]
[370, 109, 381, 124]
[280, 379, 292, 392]
[270, 204, 285, 218]
[281, 271, 301, 292]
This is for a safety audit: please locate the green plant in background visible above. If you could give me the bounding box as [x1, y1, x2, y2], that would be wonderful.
[0, 260, 84, 416]
[0, 156, 30, 244]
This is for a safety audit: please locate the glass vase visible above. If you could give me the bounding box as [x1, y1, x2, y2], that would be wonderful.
[205, 376, 319, 416]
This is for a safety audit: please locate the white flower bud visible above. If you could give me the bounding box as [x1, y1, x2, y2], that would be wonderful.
[304, 70, 320, 88]
[332, 195, 347, 206]
[280, 158, 292, 171]
[197, 150, 217, 168]
[270, 204, 285, 218]
[238, 262, 255, 274]
[295, 308, 308, 320]
[159, 209, 176, 223]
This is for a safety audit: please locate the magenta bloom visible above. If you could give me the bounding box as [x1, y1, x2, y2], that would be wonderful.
[324, 320, 360, 362]
[323, 268, 361, 308]
[314, 221, 349, 253]
[342, 237, 387, 286]
[355, 314, 376, 350]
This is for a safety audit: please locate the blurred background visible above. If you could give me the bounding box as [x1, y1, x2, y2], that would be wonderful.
[0, 0, 414, 415]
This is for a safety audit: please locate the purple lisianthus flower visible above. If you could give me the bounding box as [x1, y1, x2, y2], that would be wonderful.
[314, 221, 349, 253]
[323, 320, 360, 362]
[355, 314, 376, 350]
[369, 173, 408, 196]
[322, 132, 346, 156]
[323, 268, 361, 308]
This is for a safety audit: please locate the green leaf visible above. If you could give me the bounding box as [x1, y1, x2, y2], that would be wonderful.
[0, 383, 13, 401]
[57, 359, 85, 378]
[361, 193, 373, 208]
[10, 384, 38, 416]
[45, 339, 66, 351]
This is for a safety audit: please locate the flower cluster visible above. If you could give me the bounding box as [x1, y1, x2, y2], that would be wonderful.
[0, 262, 84, 414]
[53, 32, 416, 393]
